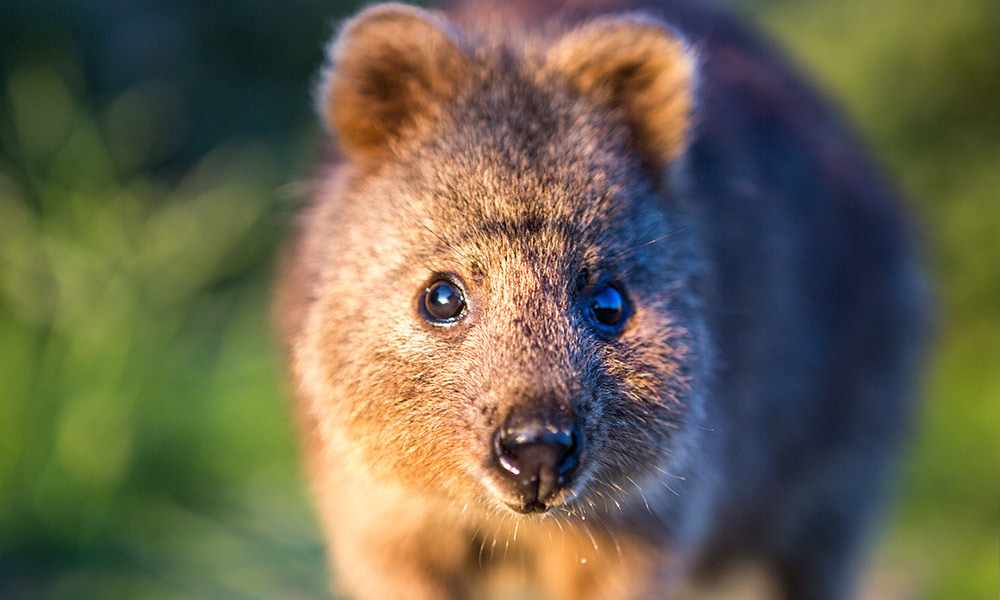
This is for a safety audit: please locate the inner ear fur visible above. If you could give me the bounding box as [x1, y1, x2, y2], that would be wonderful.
[545, 16, 696, 167]
[319, 3, 471, 160]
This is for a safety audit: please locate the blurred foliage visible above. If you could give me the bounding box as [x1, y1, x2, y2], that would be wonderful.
[0, 1, 355, 597]
[0, 0, 996, 598]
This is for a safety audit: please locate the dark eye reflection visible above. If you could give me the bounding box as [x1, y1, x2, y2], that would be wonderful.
[587, 283, 628, 329]
[421, 279, 466, 322]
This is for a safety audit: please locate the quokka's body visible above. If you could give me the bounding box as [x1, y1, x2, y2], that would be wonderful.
[276, 0, 928, 598]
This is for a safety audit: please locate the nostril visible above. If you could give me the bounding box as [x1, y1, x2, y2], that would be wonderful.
[493, 427, 521, 475]
[557, 427, 580, 475]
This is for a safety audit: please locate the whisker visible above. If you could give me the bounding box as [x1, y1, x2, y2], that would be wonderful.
[652, 465, 687, 481]
[581, 519, 600, 555]
[478, 529, 488, 572]
[601, 520, 624, 560]
[489, 516, 502, 562]
[611, 228, 687, 263]
[503, 525, 511, 562]
[624, 475, 651, 513]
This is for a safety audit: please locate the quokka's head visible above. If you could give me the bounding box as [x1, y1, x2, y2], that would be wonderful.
[294, 3, 711, 518]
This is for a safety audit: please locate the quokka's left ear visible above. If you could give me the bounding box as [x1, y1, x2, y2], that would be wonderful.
[317, 3, 472, 162]
[545, 15, 697, 168]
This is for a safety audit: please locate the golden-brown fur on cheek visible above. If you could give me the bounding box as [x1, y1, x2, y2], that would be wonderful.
[545, 16, 695, 168]
[305, 308, 478, 499]
[320, 3, 473, 162]
[297, 256, 484, 503]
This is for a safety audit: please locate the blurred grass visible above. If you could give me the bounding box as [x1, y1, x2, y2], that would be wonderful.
[0, 37, 329, 599]
[0, 0, 997, 598]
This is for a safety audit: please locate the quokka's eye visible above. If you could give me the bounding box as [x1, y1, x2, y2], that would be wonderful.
[421, 279, 466, 323]
[586, 283, 629, 330]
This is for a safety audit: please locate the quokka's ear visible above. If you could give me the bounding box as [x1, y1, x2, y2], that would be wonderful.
[546, 16, 696, 168]
[318, 3, 471, 160]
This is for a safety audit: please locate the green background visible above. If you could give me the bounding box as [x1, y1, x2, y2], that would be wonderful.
[0, 0, 996, 597]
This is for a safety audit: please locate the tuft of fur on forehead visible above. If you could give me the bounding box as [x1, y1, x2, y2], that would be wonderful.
[318, 4, 695, 170]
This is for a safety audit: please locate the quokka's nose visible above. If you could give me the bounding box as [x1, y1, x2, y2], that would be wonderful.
[493, 405, 581, 511]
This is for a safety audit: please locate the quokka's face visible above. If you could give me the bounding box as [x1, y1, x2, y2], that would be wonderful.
[302, 99, 708, 518]
[298, 3, 707, 519]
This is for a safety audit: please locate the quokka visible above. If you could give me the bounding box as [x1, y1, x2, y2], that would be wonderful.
[276, 0, 928, 598]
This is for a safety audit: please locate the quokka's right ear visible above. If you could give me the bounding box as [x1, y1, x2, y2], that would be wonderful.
[318, 3, 472, 161]
[545, 16, 696, 169]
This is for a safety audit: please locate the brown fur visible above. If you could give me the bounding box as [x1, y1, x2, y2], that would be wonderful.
[277, 1, 926, 599]
[283, 8, 700, 594]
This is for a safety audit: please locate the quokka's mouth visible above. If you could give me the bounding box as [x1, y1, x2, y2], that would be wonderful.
[505, 499, 552, 514]
[496, 480, 584, 516]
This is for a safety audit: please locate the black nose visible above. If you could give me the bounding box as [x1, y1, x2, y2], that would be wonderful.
[493, 406, 581, 511]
